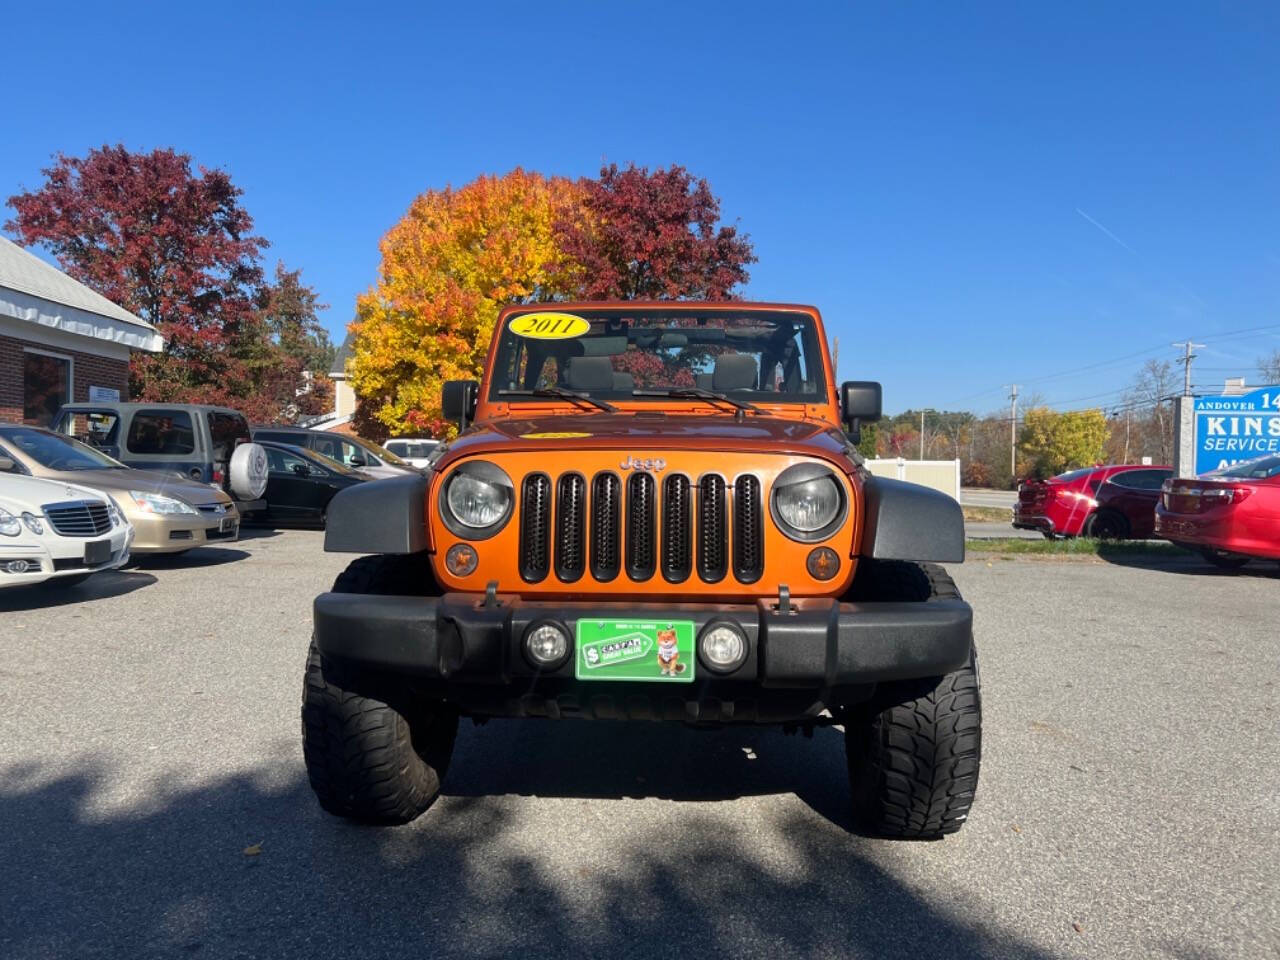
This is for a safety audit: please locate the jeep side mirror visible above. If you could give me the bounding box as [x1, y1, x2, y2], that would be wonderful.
[442, 380, 479, 430]
[840, 381, 882, 444]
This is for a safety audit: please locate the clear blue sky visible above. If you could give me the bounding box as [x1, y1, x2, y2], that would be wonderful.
[4, 2, 1278, 415]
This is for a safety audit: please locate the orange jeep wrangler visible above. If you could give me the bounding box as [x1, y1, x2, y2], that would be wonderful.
[303, 302, 979, 838]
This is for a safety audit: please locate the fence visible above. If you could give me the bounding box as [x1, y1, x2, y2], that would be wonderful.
[862, 458, 961, 502]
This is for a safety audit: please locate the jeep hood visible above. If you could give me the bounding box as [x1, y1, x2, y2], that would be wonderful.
[443, 413, 852, 462]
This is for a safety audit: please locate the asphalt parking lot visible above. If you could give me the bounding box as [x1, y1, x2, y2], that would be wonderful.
[1, 531, 1276, 959]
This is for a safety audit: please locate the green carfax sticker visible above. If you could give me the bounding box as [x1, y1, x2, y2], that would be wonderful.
[575, 619, 695, 682]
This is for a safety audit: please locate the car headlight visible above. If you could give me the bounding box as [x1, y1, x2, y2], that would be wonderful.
[770, 464, 847, 541]
[105, 495, 125, 527]
[0, 508, 20, 538]
[441, 461, 513, 538]
[21, 512, 44, 535]
[130, 490, 198, 515]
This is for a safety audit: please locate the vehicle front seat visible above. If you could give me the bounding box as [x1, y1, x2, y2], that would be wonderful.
[711, 354, 758, 392]
[563, 356, 616, 391]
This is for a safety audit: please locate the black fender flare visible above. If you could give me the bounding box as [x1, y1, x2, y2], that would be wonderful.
[860, 475, 965, 563]
[324, 473, 430, 554]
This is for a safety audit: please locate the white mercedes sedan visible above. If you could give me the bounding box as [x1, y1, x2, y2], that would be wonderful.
[0, 472, 134, 588]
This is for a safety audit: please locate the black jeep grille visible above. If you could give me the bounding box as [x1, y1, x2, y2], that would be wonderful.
[554, 473, 586, 582]
[519, 473, 551, 582]
[733, 475, 764, 583]
[589, 472, 621, 581]
[515, 468, 765, 588]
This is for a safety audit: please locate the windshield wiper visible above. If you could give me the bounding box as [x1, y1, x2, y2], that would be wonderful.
[632, 387, 762, 420]
[498, 387, 618, 414]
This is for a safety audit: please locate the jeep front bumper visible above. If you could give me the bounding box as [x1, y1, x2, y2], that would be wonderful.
[313, 591, 972, 722]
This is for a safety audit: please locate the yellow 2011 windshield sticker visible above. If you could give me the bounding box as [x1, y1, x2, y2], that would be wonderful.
[509, 312, 590, 340]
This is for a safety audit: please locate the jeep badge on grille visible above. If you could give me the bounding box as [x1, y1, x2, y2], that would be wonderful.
[620, 455, 666, 472]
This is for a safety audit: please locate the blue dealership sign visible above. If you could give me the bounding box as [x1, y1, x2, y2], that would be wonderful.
[1194, 386, 1280, 475]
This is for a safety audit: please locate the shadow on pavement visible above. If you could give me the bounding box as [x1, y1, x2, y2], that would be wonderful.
[0, 756, 1055, 960]
[447, 720, 854, 830]
[1098, 548, 1280, 578]
[130, 547, 251, 570]
[0, 570, 156, 611]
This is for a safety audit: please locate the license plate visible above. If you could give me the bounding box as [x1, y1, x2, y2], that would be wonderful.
[219, 516, 235, 532]
[84, 539, 111, 564]
[575, 619, 695, 682]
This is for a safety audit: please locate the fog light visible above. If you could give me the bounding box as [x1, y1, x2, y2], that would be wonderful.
[698, 621, 748, 673]
[806, 546, 840, 581]
[4, 560, 33, 574]
[523, 622, 570, 669]
[445, 543, 478, 576]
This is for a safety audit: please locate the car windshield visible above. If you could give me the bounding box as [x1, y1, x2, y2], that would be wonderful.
[1051, 467, 1094, 482]
[355, 439, 407, 466]
[288, 444, 364, 477]
[488, 307, 828, 407]
[0, 426, 126, 470]
[1214, 454, 1280, 480]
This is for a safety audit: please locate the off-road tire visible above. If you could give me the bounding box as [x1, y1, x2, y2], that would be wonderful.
[302, 553, 453, 824]
[302, 643, 457, 824]
[331, 552, 438, 595]
[1085, 509, 1129, 540]
[844, 560, 981, 839]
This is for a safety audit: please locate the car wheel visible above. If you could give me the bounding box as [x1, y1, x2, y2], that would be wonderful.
[301, 553, 455, 824]
[301, 642, 458, 825]
[1085, 510, 1129, 540]
[843, 561, 982, 839]
[1200, 548, 1250, 570]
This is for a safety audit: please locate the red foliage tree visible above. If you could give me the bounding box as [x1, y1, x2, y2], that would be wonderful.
[558, 163, 755, 301]
[5, 145, 266, 404]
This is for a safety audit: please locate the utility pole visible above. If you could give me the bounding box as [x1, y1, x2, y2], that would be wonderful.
[1005, 385, 1018, 477]
[920, 409, 926, 460]
[1172, 340, 1205, 396]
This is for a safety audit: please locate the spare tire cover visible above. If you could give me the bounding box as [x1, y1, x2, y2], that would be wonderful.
[229, 442, 269, 500]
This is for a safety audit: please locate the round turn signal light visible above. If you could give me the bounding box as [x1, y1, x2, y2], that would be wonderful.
[805, 546, 840, 581]
[445, 543, 478, 576]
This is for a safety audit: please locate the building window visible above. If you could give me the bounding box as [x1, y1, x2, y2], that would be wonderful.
[23, 351, 72, 426]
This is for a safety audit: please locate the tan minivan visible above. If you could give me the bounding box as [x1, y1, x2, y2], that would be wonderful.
[0, 424, 239, 554]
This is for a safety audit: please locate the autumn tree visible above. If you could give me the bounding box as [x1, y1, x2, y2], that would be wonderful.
[348, 170, 585, 436]
[556, 163, 755, 301]
[5, 145, 268, 402]
[1019, 407, 1109, 477]
[234, 263, 336, 422]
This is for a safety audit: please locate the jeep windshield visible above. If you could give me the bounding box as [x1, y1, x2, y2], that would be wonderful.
[488, 308, 828, 409]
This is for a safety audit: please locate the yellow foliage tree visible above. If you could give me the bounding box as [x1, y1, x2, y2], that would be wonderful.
[348, 169, 585, 437]
[1019, 407, 1109, 477]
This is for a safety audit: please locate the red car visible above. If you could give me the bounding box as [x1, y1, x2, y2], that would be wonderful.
[1154, 454, 1280, 568]
[1013, 464, 1170, 538]
[1084, 467, 1174, 539]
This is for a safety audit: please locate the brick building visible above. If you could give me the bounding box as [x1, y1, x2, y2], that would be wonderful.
[0, 237, 162, 425]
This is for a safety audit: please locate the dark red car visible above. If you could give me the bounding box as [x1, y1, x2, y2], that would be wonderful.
[1013, 464, 1170, 538]
[1154, 454, 1280, 568]
[1084, 467, 1174, 539]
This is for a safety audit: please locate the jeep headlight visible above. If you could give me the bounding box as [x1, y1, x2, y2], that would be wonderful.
[441, 461, 513, 538]
[130, 491, 198, 515]
[0, 508, 20, 538]
[771, 464, 847, 541]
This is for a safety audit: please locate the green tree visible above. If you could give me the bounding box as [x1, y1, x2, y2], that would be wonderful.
[1019, 407, 1108, 477]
